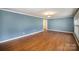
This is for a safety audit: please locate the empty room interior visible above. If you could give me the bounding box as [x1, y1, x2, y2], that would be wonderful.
[0, 8, 79, 51]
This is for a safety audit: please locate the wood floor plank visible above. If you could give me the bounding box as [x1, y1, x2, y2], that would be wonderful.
[0, 31, 78, 51]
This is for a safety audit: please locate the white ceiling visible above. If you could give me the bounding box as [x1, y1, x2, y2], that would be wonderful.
[0, 8, 77, 19]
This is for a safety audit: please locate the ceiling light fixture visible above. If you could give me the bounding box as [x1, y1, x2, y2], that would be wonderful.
[47, 16, 51, 17]
[43, 11, 56, 16]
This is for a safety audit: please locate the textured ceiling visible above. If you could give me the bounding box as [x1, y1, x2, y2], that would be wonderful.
[0, 8, 77, 19]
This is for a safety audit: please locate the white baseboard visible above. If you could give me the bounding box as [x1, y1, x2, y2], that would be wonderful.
[73, 33, 79, 46]
[0, 30, 43, 43]
[48, 29, 73, 34]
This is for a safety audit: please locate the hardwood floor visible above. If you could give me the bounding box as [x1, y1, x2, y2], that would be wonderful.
[0, 31, 78, 51]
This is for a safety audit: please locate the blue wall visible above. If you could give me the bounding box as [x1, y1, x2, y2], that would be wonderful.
[0, 10, 74, 41]
[0, 10, 43, 41]
[48, 17, 74, 32]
